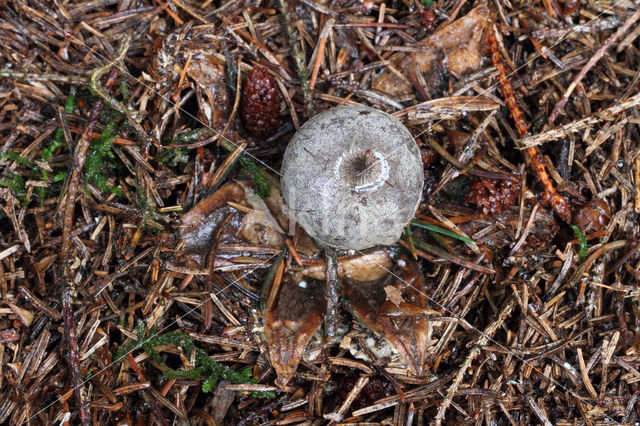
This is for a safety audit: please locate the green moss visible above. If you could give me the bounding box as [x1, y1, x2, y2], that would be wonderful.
[115, 321, 274, 398]
[35, 92, 77, 204]
[173, 129, 208, 144]
[41, 133, 65, 163]
[64, 92, 76, 114]
[0, 151, 36, 203]
[0, 173, 26, 202]
[85, 122, 122, 195]
[571, 225, 588, 262]
[119, 78, 131, 100]
[42, 93, 75, 164]
[134, 181, 165, 233]
[238, 155, 271, 199]
[1, 150, 37, 170]
[218, 139, 272, 199]
[159, 147, 190, 167]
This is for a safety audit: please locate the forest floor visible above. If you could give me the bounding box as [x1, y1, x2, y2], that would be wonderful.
[0, 0, 640, 424]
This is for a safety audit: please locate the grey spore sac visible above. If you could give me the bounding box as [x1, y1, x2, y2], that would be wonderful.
[281, 106, 424, 250]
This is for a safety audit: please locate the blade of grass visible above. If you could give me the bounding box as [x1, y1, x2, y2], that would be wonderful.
[411, 220, 475, 244]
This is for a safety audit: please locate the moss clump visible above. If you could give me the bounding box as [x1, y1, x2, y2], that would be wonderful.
[0, 93, 77, 204]
[0, 151, 37, 202]
[238, 154, 271, 199]
[85, 122, 121, 195]
[115, 321, 274, 398]
[0, 173, 26, 202]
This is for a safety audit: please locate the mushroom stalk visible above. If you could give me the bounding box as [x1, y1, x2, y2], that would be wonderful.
[324, 248, 339, 338]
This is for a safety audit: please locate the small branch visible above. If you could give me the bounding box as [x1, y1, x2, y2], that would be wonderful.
[519, 90, 640, 148]
[87, 35, 132, 119]
[88, 35, 153, 146]
[60, 68, 119, 267]
[566, 240, 628, 287]
[434, 297, 515, 425]
[58, 76, 116, 423]
[57, 41, 124, 426]
[0, 69, 87, 82]
[488, 24, 571, 222]
[548, 8, 640, 125]
[61, 295, 89, 425]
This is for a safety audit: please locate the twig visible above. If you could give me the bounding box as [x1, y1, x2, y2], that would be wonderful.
[567, 240, 628, 287]
[548, 8, 640, 124]
[434, 297, 515, 425]
[526, 395, 553, 426]
[127, 353, 170, 426]
[510, 204, 540, 255]
[57, 44, 122, 426]
[88, 35, 152, 146]
[309, 18, 334, 89]
[520, 90, 640, 147]
[0, 69, 87, 82]
[411, 238, 495, 274]
[425, 137, 516, 181]
[488, 24, 571, 222]
[327, 375, 369, 422]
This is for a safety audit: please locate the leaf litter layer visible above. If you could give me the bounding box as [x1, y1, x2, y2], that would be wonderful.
[0, 0, 640, 424]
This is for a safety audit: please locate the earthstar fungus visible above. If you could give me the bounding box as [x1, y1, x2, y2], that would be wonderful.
[281, 106, 424, 250]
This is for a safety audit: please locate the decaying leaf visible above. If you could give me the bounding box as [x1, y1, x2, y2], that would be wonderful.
[242, 183, 286, 232]
[344, 256, 439, 375]
[294, 250, 392, 282]
[264, 276, 326, 387]
[239, 182, 285, 247]
[179, 183, 246, 262]
[179, 182, 289, 265]
[374, 5, 490, 96]
[260, 182, 319, 256]
[241, 211, 284, 247]
[185, 57, 229, 127]
[415, 5, 490, 76]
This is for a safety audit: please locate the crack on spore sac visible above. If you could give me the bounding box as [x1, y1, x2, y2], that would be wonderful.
[336, 149, 388, 191]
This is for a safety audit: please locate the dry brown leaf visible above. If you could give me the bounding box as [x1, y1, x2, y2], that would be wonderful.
[264, 276, 326, 387]
[179, 183, 246, 261]
[295, 251, 392, 282]
[152, 27, 229, 127]
[374, 5, 490, 97]
[186, 58, 229, 127]
[241, 211, 284, 247]
[344, 256, 438, 375]
[384, 285, 405, 306]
